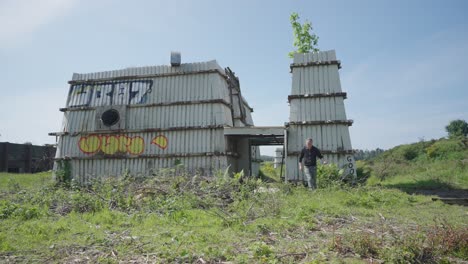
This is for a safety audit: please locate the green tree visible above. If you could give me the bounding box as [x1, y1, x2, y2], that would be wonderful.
[288, 12, 319, 58]
[445, 119, 468, 138]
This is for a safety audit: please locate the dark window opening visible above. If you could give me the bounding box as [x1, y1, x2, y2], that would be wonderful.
[8, 168, 20, 173]
[101, 109, 120, 127]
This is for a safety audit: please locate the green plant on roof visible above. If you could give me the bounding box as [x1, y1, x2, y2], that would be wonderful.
[288, 12, 319, 58]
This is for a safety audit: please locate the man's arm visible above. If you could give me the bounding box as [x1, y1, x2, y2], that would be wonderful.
[317, 148, 323, 159]
[298, 148, 304, 170]
[316, 148, 327, 164]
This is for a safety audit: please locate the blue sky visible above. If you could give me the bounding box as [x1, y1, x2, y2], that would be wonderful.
[1, 0, 467, 156]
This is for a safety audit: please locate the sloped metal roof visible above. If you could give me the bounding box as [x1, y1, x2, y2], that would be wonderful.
[71, 60, 226, 82]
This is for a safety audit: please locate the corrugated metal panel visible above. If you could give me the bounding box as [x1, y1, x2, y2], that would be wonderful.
[291, 65, 342, 95]
[289, 97, 347, 121]
[287, 124, 351, 152]
[63, 103, 232, 133]
[62, 110, 97, 132]
[286, 50, 356, 181]
[71, 60, 225, 81]
[292, 50, 337, 65]
[69, 156, 228, 184]
[57, 129, 226, 157]
[67, 74, 231, 108]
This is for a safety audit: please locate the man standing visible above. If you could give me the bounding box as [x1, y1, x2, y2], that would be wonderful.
[299, 138, 327, 190]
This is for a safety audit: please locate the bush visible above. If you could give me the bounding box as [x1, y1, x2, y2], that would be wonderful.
[70, 192, 104, 213]
[0, 201, 43, 220]
[356, 160, 372, 183]
[426, 139, 465, 159]
[392, 143, 425, 161]
[0, 200, 18, 219]
[317, 163, 342, 188]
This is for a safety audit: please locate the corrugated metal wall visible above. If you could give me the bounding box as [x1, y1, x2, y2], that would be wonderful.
[53, 60, 258, 182]
[286, 50, 356, 181]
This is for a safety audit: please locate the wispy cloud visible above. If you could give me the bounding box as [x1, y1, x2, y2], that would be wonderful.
[0, 0, 76, 48]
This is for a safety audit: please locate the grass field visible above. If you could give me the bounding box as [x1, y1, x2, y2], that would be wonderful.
[0, 138, 467, 263]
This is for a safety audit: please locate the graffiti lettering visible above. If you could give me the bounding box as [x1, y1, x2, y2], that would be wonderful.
[151, 135, 168, 150]
[78, 135, 101, 154]
[79, 134, 168, 155]
[345, 155, 355, 175]
[68, 80, 153, 107]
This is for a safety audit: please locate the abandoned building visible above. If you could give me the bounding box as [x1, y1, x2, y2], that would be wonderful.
[50, 50, 355, 183]
[0, 142, 56, 173]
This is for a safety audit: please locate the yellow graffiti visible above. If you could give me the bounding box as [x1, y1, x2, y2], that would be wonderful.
[101, 135, 120, 155]
[128, 137, 145, 154]
[78, 135, 101, 154]
[151, 135, 168, 149]
[78, 135, 146, 155]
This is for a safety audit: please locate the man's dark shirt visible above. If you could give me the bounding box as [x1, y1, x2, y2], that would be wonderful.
[299, 146, 323, 166]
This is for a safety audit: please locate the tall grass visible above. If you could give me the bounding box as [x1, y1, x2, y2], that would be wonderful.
[0, 166, 466, 263]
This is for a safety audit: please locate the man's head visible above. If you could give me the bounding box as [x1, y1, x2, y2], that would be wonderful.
[305, 138, 313, 149]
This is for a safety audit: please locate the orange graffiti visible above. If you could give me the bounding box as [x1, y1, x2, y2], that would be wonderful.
[151, 135, 168, 149]
[78, 135, 145, 155]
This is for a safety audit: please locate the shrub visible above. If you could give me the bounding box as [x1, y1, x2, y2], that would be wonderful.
[426, 139, 465, 159]
[0, 200, 18, 219]
[70, 192, 103, 213]
[13, 206, 42, 220]
[251, 241, 274, 259]
[350, 232, 380, 258]
[55, 160, 72, 186]
[0, 201, 43, 220]
[356, 160, 372, 183]
[392, 144, 424, 161]
[317, 163, 341, 188]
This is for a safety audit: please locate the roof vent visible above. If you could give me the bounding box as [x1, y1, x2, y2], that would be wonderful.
[171, 51, 181, 66]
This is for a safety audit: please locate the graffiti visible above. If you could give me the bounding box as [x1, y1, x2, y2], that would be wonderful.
[68, 85, 93, 107]
[68, 80, 153, 107]
[346, 155, 356, 175]
[78, 135, 101, 154]
[151, 135, 168, 149]
[79, 134, 168, 155]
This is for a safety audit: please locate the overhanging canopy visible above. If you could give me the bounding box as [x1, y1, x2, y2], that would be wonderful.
[224, 126, 285, 146]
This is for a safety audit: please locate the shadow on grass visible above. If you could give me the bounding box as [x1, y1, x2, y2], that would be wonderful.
[257, 172, 279, 183]
[384, 179, 468, 206]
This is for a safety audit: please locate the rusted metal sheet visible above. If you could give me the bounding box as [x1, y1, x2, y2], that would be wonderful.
[286, 50, 356, 181]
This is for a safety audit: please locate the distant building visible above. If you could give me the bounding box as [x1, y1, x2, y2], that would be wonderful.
[0, 142, 56, 173]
